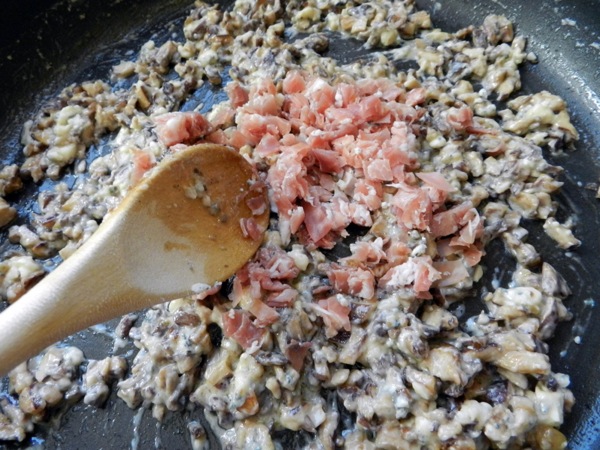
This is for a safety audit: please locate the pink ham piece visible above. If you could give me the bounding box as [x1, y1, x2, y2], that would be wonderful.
[250, 77, 277, 97]
[255, 246, 300, 281]
[416, 172, 455, 193]
[245, 182, 268, 216]
[353, 179, 382, 211]
[236, 113, 292, 146]
[463, 244, 483, 267]
[313, 297, 352, 338]
[391, 184, 433, 231]
[432, 260, 470, 287]
[192, 282, 221, 301]
[312, 149, 345, 174]
[222, 310, 265, 349]
[385, 241, 411, 266]
[429, 202, 475, 238]
[209, 107, 235, 128]
[303, 201, 332, 243]
[239, 217, 265, 241]
[365, 159, 393, 182]
[405, 87, 426, 106]
[451, 209, 484, 246]
[243, 93, 281, 116]
[225, 81, 249, 107]
[230, 246, 300, 308]
[446, 106, 474, 132]
[282, 70, 306, 94]
[306, 77, 336, 114]
[130, 149, 155, 185]
[245, 195, 267, 216]
[266, 287, 298, 307]
[379, 256, 441, 297]
[255, 134, 280, 157]
[240, 296, 279, 327]
[328, 266, 375, 299]
[343, 238, 386, 266]
[153, 111, 211, 147]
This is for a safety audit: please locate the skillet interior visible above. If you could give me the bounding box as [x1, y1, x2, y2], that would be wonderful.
[415, 1, 600, 448]
[1, 0, 600, 448]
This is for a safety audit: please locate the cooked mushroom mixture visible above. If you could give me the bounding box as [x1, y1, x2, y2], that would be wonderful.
[0, 1, 583, 448]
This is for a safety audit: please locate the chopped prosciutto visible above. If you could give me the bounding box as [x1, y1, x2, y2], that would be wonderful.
[413, 258, 441, 293]
[236, 112, 291, 146]
[303, 201, 332, 243]
[463, 244, 484, 266]
[343, 238, 386, 266]
[240, 217, 265, 241]
[249, 77, 277, 97]
[306, 77, 336, 113]
[391, 184, 433, 231]
[282, 70, 306, 94]
[191, 282, 221, 301]
[255, 134, 280, 157]
[405, 87, 427, 106]
[313, 297, 352, 338]
[239, 295, 279, 327]
[245, 192, 267, 216]
[216, 72, 490, 311]
[446, 106, 497, 136]
[365, 159, 393, 182]
[436, 240, 483, 267]
[446, 106, 474, 132]
[379, 256, 441, 297]
[266, 287, 298, 307]
[385, 241, 411, 266]
[130, 149, 154, 185]
[289, 206, 305, 234]
[153, 111, 211, 147]
[222, 310, 265, 349]
[243, 94, 281, 116]
[205, 129, 228, 145]
[430, 202, 475, 238]
[231, 246, 300, 309]
[353, 179, 382, 211]
[416, 172, 455, 193]
[225, 81, 249, 107]
[432, 260, 470, 287]
[356, 95, 389, 123]
[328, 266, 375, 299]
[335, 83, 358, 107]
[451, 208, 484, 246]
[209, 106, 235, 128]
[255, 246, 300, 281]
[312, 149, 345, 174]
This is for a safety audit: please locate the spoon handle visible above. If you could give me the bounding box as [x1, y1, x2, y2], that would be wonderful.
[0, 220, 136, 376]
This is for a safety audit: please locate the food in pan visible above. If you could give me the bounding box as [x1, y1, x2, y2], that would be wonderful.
[0, 1, 582, 448]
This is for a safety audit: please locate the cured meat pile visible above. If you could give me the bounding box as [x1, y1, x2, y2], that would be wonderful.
[171, 72, 487, 341]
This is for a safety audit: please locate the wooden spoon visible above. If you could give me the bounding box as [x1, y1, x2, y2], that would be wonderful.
[0, 144, 269, 376]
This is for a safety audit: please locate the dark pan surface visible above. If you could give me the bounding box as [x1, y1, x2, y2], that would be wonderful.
[1, 0, 600, 448]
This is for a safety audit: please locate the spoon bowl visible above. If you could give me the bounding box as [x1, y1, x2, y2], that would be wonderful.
[0, 144, 269, 376]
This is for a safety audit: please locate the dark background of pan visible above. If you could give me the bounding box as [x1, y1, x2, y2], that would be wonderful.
[1, 0, 599, 448]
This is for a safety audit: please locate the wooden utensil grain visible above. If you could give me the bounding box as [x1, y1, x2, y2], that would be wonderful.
[0, 144, 268, 376]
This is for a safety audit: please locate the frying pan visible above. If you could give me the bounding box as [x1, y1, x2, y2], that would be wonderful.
[1, 0, 599, 448]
